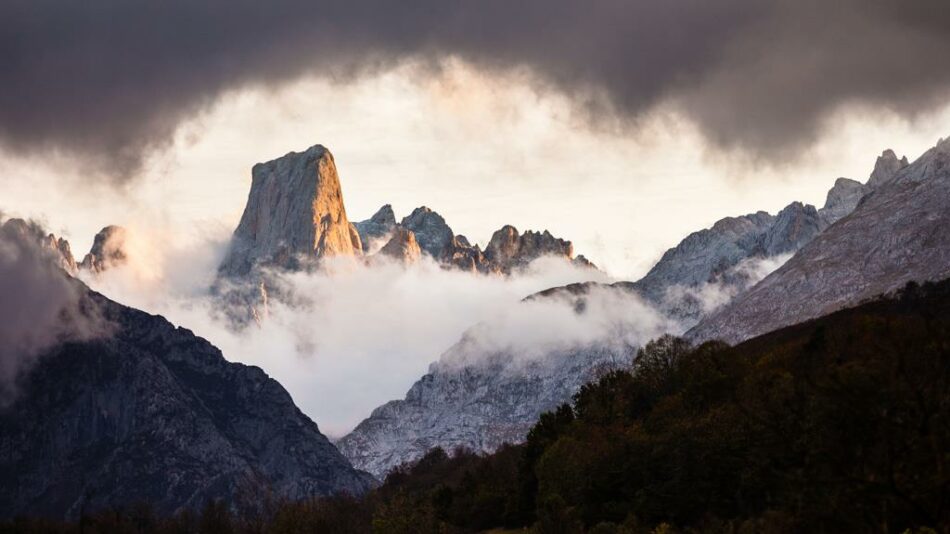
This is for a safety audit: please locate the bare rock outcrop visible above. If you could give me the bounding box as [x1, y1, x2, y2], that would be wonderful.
[399, 207, 455, 259]
[218, 144, 362, 278]
[484, 226, 574, 273]
[819, 177, 867, 226]
[354, 204, 397, 253]
[866, 148, 909, 189]
[364, 204, 592, 274]
[79, 225, 128, 273]
[377, 227, 422, 265]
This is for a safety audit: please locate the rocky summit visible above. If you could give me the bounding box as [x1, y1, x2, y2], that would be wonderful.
[625, 201, 824, 327]
[819, 178, 867, 226]
[353, 204, 397, 253]
[354, 204, 593, 274]
[377, 226, 422, 265]
[484, 226, 574, 273]
[690, 137, 950, 344]
[867, 148, 910, 189]
[1, 217, 79, 275]
[218, 145, 362, 278]
[400, 207, 456, 260]
[80, 225, 129, 273]
[0, 280, 374, 519]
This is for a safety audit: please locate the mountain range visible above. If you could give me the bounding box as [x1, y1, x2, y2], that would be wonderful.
[3, 135, 949, 516]
[337, 143, 950, 477]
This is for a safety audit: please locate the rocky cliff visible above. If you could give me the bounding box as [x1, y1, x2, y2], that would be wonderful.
[353, 204, 397, 253]
[624, 201, 824, 327]
[484, 226, 574, 273]
[689, 138, 950, 344]
[218, 145, 362, 278]
[400, 207, 456, 260]
[80, 225, 129, 273]
[377, 227, 422, 265]
[0, 280, 374, 519]
[819, 178, 867, 226]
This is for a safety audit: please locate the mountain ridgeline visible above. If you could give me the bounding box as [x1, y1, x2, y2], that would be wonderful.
[4, 135, 950, 531]
[337, 143, 939, 478]
[0, 287, 375, 520]
[13, 279, 948, 532]
[213, 144, 595, 324]
[688, 139, 950, 343]
[217, 144, 593, 279]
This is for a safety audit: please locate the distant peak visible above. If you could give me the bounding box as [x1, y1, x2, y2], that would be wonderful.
[218, 143, 361, 277]
[401, 206, 454, 258]
[868, 147, 909, 189]
[81, 225, 129, 273]
[369, 204, 396, 225]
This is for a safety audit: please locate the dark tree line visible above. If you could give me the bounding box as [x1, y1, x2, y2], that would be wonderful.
[4, 281, 950, 533]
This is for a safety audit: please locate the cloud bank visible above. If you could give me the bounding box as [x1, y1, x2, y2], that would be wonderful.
[3, 1, 950, 178]
[0, 219, 108, 404]
[81, 227, 618, 435]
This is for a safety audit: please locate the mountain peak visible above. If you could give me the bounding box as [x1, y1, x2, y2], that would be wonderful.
[867, 148, 909, 188]
[80, 225, 128, 273]
[1, 218, 78, 274]
[369, 204, 396, 225]
[819, 177, 867, 226]
[484, 225, 574, 272]
[219, 144, 362, 277]
[377, 227, 422, 264]
[354, 205, 398, 253]
[400, 206, 455, 258]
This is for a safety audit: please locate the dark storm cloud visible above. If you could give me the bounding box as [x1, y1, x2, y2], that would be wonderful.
[1, 0, 950, 179]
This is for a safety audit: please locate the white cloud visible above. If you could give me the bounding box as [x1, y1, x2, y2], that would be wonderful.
[80, 226, 617, 436]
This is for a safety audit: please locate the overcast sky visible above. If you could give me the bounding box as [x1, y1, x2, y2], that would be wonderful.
[4, 2, 950, 432]
[3, 1, 950, 275]
[2, 59, 950, 277]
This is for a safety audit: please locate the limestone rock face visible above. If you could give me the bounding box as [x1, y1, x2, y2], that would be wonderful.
[354, 204, 397, 253]
[377, 227, 422, 265]
[443, 237, 488, 273]
[400, 207, 455, 259]
[80, 225, 128, 273]
[0, 284, 374, 519]
[484, 226, 574, 273]
[218, 145, 362, 277]
[626, 200, 827, 327]
[819, 178, 868, 226]
[762, 202, 824, 256]
[690, 137, 950, 344]
[867, 148, 909, 189]
[631, 211, 776, 305]
[1, 218, 78, 275]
